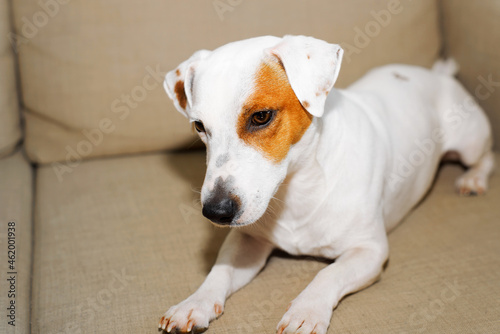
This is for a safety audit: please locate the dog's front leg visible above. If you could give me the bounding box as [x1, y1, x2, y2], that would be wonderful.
[159, 229, 274, 333]
[277, 239, 388, 334]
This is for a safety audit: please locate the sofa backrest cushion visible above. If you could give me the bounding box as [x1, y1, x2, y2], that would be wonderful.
[14, 0, 441, 164]
[0, 0, 22, 158]
[441, 0, 500, 150]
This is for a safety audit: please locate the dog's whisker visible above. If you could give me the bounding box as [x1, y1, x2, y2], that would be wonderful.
[190, 186, 202, 195]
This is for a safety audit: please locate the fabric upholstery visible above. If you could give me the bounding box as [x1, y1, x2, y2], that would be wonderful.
[0, 0, 22, 158]
[13, 0, 441, 163]
[32, 150, 500, 333]
[0, 151, 33, 334]
[441, 0, 500, 149]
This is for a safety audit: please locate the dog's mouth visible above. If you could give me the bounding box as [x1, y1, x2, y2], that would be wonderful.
[205, 197, 272, 228]
[209, 219, 245, 228]
[202, 197, 267, 228]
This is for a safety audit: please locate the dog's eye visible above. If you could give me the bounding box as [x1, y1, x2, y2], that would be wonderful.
[194, 121, 205, 133]
[250, 110, 273, 127]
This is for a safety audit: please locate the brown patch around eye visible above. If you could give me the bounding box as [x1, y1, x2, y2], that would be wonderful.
[174, 80, 187, 109]
[238, 60, 313, 163]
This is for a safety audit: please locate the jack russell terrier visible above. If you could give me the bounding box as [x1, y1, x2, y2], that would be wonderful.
[158, 35, 494, 334]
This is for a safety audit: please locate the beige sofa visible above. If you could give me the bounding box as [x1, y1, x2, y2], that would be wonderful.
[1, 1, 499, 333]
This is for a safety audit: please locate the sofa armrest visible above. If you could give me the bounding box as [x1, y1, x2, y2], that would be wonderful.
[0, 151, 33, 334]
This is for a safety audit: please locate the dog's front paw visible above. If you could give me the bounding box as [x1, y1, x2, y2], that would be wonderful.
[158, 296, 224, 333]
[276, 300, 331, 334]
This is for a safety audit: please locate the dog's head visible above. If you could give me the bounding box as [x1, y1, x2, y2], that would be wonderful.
[164, 35, 343, 227]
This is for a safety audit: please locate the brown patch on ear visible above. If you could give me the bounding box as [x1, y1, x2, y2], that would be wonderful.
[319, 82, 331, 97]
[176, 69, 181, 76]
[174, 80, 187, 109]
[238, 61, 313, 163]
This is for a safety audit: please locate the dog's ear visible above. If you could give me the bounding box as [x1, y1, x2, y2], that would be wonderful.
[164, 50, 211, 117]
[266, 35, 343, 118]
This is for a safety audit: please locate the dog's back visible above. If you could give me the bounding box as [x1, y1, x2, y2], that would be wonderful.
[340, 62, 493, 230]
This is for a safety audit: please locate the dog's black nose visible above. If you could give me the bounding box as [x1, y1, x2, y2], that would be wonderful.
[202, 197, 239, 225]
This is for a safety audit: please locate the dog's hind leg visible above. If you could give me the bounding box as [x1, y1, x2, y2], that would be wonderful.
[438, 76, 495, 195]
[455, 149, 495, 195]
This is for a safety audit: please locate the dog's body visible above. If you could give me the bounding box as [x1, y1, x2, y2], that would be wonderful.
[159, 36, 494, 334]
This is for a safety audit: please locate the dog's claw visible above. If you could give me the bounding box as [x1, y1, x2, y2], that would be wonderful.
[186, 319, 195, 332]
[214, 303, 223, 318]
[158, 316, 168, 331]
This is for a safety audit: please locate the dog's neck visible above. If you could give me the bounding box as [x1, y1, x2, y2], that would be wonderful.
[288, 89, 344, 174]
[274, 89, 348, 221]
[287, 118, 321, 173]
[269, 116, 326, 223]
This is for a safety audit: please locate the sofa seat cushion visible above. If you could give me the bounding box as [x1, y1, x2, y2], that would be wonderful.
[32, 151, 500, 333]
[0, 151, 33, 334]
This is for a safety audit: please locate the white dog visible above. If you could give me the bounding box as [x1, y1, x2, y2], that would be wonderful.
[159, 35, 494, 334]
